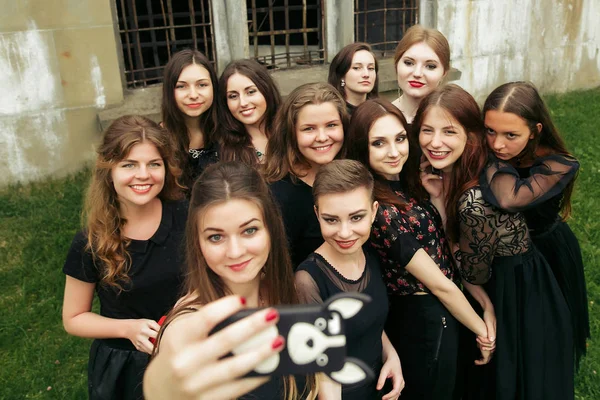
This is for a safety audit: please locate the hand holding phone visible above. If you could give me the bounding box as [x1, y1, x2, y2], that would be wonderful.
[144, 296, 282, 400]
[210, 292, 375, 386]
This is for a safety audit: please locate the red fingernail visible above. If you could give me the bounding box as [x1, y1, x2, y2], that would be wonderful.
[271, 336, 284, 350]
[240, 297, 247, 305]
[265, 309, 278, 322]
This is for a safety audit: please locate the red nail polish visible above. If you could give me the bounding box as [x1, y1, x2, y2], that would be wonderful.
[271, 336, 284, 350]
[265, 309, 278, 322]
[240, 297, 247, 305]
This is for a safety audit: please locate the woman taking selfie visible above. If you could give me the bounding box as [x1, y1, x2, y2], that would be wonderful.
[148, 162, 318, 400]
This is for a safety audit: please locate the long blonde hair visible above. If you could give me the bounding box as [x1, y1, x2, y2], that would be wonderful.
[156, 162, 317, 399]
[84, 115, 183, 291]
[262, 82, 349, 183]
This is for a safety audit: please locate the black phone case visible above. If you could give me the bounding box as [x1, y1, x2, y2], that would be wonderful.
[209, 293, 375, 385]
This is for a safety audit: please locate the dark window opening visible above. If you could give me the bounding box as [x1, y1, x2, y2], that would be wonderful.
[354, 0, 419, 58]
[247, 0, 325, 69]
[116, 0, 216, 88]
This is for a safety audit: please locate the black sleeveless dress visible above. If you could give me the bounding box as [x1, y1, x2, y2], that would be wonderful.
[295, 251, 389, 399]
[457, 186, 574, 400]
[479, 154, 589, 366]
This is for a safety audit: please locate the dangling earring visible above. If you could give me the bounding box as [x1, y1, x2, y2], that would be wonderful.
[340, 79, 345, 87]
[397, 85, 402, 99]
[260, 267, 266, 280]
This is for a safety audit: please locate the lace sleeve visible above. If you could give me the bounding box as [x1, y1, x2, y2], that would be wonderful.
[294, 270, 324, 304]
[479, 154, 579, 211]
[456, 189, 499, 285]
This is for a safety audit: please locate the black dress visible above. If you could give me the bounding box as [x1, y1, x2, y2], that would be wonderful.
[63, 200, 187, 400]
[457, 187, 574, 400]
[188, 144, 219, 180]
[479, 154, 589, 365]
[369, 180, 460, 400]
[295, 251, 389, 399]
[269, 175, 323, 269]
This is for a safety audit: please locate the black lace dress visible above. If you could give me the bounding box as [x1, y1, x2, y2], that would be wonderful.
[457, 187, 573, 400]
[479, 154, 589, 366]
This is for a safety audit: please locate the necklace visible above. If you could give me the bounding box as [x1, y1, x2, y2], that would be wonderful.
[255, 148, 264, 159]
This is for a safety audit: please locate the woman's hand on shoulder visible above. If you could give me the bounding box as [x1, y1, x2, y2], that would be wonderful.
[144, 295, 284, 400]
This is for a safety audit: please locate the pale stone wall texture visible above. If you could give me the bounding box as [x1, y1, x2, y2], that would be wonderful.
[1, 0, 599, 186]
[432, 0, 600, 101]
[0, 0, 123, 186]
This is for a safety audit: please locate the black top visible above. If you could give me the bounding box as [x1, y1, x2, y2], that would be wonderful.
[63, 200, 188, 349]
[269, 175, 323, 268]
[369, 180, 455, 295]
[188, 143, 219, 181]
[295, 251, 388, 394]
[456, 187, 531, 284]
[479, 154, 579, 233]
[241, 376, 310, 400]
[346, 102, 357, 115]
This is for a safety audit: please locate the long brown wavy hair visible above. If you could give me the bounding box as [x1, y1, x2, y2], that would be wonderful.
[84, 115, 184, 291]
[345, 98, 410, 209]
[161, 49, 218, 186]
[262, 82, 349, 183]
[156, 161, 316, 399]
[217, 59, 282, 165]
[412, 84, 488, 243]
[483, 81, 577, 219]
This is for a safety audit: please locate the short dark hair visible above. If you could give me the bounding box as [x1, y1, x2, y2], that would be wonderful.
[313, 160, 374, 207]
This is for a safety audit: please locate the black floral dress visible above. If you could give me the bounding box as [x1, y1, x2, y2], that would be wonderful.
[369, 180, 459, 400]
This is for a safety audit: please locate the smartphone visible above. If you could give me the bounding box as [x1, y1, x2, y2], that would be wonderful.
[210, 292, 375, 385]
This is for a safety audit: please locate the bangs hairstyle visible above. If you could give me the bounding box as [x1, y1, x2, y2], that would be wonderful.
[412, 84, 487, 243]
[312, 159, 375, 207]
[393, 24, 450, 73]
[161, 49, 218, 185]
[155, 161, 316, 400]
[217, 59, 282, 166]
[262, 82, 349, 183]
[85, 115, 184, 291]
[345, 98, 410, 209]
[483, 81, 576, 219]
[328, 42, 379, 100]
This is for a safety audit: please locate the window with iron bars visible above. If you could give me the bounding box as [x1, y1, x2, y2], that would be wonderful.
[116, 0, 216, 88]
[247, 0, 325, 70]
[354, 0, 419, 58]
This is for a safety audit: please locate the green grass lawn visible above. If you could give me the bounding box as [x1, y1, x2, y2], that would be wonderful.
[1, 88, 599, 399]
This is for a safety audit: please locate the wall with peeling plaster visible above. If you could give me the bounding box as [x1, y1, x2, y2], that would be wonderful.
[1, 0, 599, 186]
[0, 1, 123, 186]
[432, 0, 600, 101]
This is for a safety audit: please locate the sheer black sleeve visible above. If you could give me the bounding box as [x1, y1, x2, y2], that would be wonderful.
[456, 189, 499, 285]
[480, 154, 579, 211]
[294, 270, 324, 304]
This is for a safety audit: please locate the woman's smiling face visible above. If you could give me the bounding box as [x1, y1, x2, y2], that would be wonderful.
[295, 102, 344, 168]
[419, 106, 468, 172]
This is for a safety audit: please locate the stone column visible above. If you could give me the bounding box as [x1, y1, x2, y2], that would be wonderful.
[211, 0, 249, 74]
[325, 0, 354, 62]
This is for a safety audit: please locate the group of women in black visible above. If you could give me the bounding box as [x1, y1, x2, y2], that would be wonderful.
[61, 23, 589, 400]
